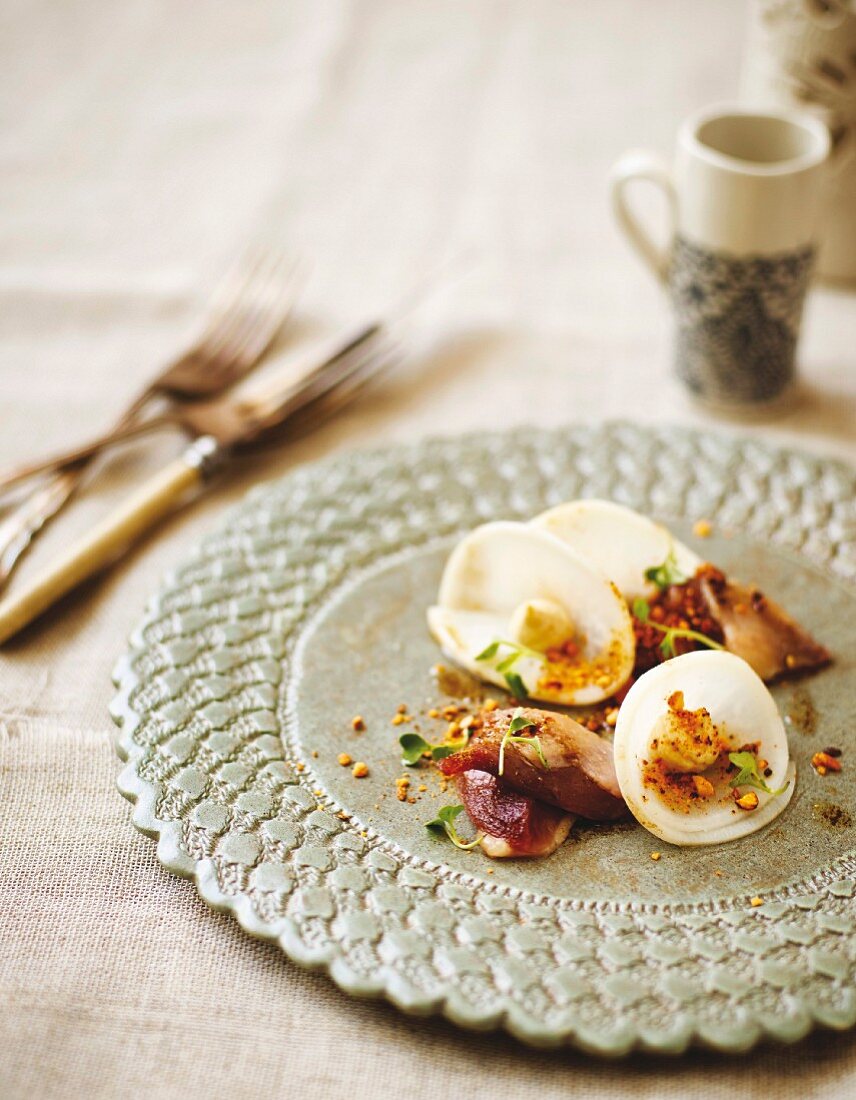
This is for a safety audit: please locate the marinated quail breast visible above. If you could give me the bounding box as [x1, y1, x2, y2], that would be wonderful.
[456, 769, 575, 858]
[697, 567, 831, 682]
[439, 706, 626, 821]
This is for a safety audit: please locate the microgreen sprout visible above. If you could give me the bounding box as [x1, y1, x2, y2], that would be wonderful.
[728, 751, 789, 797]
[497, 708, 549, 776]
[424, 804, 482, 850]
[399, 727, 471, 767]
[476, 639, 543, 699]
[503, 671, 528, 700]
[632, 597, 724, 659]
[644, 546, 688, 591]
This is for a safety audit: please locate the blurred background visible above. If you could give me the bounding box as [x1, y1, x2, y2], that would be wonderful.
[1, 1, 850, 441]
[0, 0, 854, 575]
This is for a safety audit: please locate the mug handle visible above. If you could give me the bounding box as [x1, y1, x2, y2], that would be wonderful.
[609, 150, 678, 286]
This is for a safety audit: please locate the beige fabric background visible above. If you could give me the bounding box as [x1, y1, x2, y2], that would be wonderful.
[1, 2, 854, 1097]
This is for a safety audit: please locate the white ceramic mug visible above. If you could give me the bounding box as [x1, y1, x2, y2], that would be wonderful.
[611, 104, 830, 407]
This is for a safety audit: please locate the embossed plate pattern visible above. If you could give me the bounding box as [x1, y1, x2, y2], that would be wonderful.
[111, 423, 856, 1056]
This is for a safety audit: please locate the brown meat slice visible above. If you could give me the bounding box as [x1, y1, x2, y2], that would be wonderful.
[698, 568, 831, 682]
[439, 707, 626, 821]
[456, 770, 573, 858]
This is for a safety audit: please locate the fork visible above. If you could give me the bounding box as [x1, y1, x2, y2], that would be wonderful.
[0, 322, 400, 644]
[0, 247, 302, 587]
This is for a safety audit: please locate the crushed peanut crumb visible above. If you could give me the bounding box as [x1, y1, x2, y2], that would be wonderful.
[337, 753, 353, 767]
[812, 751, 842, 774]
[352, 762, 369, 778]
[397, 703, 408, 714]
[734, 790, 760, 811]
[650, 852, 661, 862]
[750, 896, 763, 907]
[428, 708, 440, 719]
[351, 715, 365, 731]
[418, 784, 427, 792]
[692, 775, 715, 799]
[693, 519, 713, 538]
[605, 707, 619, 727]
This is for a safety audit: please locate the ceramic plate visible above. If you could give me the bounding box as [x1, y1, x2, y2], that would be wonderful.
[111, 423, 856, 1056]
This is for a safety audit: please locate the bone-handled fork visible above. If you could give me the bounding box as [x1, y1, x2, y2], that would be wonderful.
[0, 247, 302, 588]
[0, 322, 400, 645]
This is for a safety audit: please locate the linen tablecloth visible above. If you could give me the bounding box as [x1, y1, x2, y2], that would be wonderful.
[2, 2, 854, 1096]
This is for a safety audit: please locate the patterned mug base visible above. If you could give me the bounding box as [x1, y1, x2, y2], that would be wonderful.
[669, 235, 815, 406]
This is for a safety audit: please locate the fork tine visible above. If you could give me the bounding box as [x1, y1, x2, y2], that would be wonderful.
[254, 324, 386, 421]
[191, 248, 293, 364]
[0, 245, 303, 591]
[188, 246, 277, 349]
[212, 253, 304, 370]
[286, 341, 401, 439]
[194, 256, 301, 386]
[252, 325, 400, 444]
[237, 256, 307, 363]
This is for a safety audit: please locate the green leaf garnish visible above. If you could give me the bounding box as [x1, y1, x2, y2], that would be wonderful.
[658, 624, 722, 656]
[631, 596, 722, 658]
[424, 804, 482, 850]
[400, 733, 433, 765]
[644, 546, 688, 591]
[503, 670, 528, 699]
[476, 639, 545, 700]
[728, 751, 789, 797]
[476, 638, 543, 663]
[507, 710, 537, 736]
[659, 633, 677, 660]
[399, 726, 472, 766]
[498, 708, 549, 776]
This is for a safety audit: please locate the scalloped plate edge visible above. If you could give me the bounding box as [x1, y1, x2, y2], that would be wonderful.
[108, 424, 856, 1057]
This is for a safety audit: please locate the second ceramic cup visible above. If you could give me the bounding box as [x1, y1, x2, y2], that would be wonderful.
[611, 104, 830, 408]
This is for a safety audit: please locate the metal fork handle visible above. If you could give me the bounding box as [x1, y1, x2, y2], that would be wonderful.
[0, 412, 182, 495]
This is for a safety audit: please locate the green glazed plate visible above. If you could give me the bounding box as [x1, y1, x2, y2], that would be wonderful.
[111, 423, 856, 1056]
